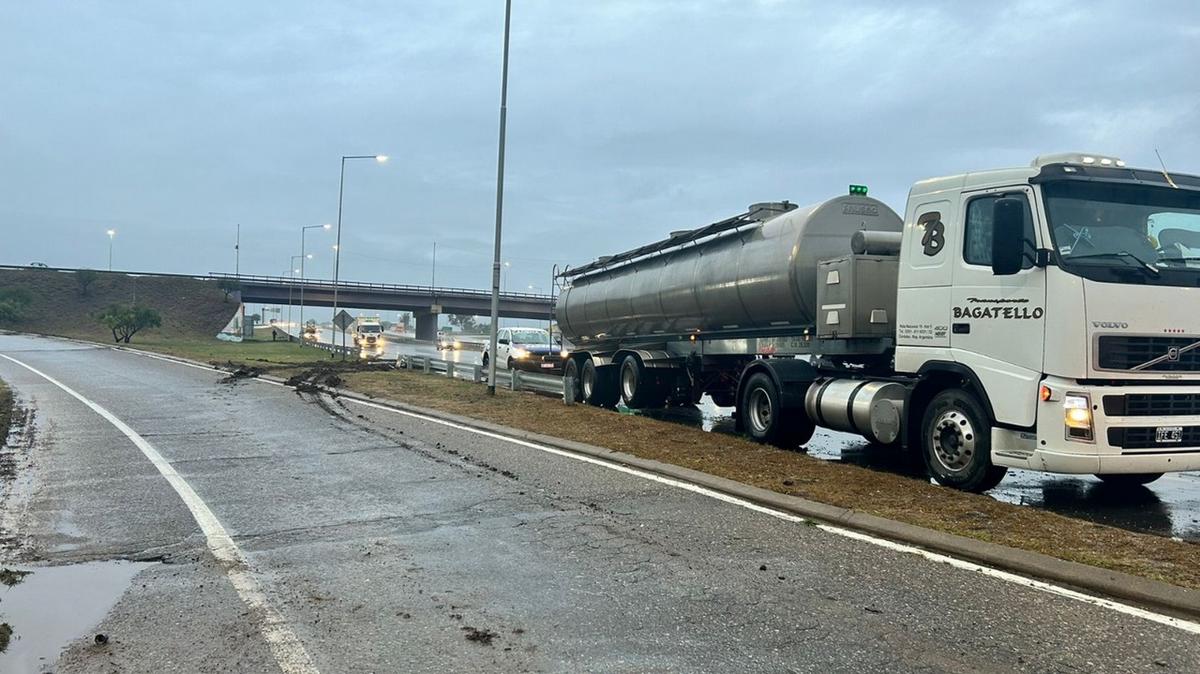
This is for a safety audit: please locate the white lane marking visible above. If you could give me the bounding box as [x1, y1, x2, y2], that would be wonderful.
[342, 395, 1200, 636]
[90, 342, 1200, 635]
[0, 354, 319, 673]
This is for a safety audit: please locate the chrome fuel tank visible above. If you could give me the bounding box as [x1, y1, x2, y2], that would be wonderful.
[558, 195, 902, 346]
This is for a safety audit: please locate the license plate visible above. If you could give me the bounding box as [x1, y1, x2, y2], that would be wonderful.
[540, 363, 555, 369]
[1156, 426, 1184, 443]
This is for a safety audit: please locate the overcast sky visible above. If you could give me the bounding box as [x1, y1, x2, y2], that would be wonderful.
[3, 1, 1198, 294]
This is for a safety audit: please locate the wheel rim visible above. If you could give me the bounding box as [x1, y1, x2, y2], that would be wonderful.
[930, 409, 977, 474]
[747, 387, 773, 434]
[621, 364, 637, 400]
[582, 367, 595, 399]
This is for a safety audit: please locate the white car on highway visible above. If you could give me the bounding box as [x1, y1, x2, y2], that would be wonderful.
[481, 327, 566, 373]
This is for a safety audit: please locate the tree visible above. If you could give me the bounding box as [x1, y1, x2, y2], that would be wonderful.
[448, 314, 478, 332]
[250, 313, 262, 324]
[75, 269, 100, 297]
[97, 304, 162, 343]
[217, 278, 241, 303]
[0, 288, 32, 323]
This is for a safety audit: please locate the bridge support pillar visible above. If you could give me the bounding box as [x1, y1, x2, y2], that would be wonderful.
[415, 311, 439, 341]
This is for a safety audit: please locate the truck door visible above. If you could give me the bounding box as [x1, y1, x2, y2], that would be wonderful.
[949, 187, 1046, 427]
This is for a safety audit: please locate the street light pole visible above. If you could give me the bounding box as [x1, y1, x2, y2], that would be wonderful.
[288, 256, 302, 340]
[487, 0, 513, 395]
[331, 154, 388, 360]
[299, 224, 330, 346]
[106, 229, 116, 271]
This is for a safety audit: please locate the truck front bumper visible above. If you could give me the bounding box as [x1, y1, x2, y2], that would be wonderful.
[991, 376, 1200, 474]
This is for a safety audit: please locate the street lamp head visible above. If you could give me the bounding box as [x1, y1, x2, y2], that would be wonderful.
[106, 229, 116, 238]
[322, 223, 332, 230]
[331, 244, 339, 251]
[375, 154, 388, 163]
[306, 254, 313, 259]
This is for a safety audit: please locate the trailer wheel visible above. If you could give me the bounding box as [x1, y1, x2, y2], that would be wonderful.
[921, 388, 1007, 492]
[739, 372, 815, 449]
[1095, 473, 1162, 487]
[581, 359, 619, 408]
[618, 357, 663, 409]
[563, 358, 582, 403]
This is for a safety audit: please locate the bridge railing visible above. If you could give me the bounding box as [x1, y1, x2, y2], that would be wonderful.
[210, 272, 553, 302]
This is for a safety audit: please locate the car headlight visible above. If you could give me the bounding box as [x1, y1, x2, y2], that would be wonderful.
[1063, 393, 1094, 442]
[512, 348, 529, 359]
[560, 349, 569, 359]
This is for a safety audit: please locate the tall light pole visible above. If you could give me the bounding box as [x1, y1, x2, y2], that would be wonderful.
[299, 224, 330, 344]
[106, 229, 116, 271]
[486, 0, 513, 394]
[287, 256, 302, 339]
[331, 154, 388, 358]
[235, 223, 241, 275]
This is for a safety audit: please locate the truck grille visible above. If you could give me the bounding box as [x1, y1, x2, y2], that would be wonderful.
[1103, 393, 1200, 417]
[1108, 426, 1200, 450]
[1097, 336, 1200, 372]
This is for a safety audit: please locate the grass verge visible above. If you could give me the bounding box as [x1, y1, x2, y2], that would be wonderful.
[121, 338, 1200, 590]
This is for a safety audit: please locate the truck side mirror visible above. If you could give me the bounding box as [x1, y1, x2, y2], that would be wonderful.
[991, 198, 1025, 276]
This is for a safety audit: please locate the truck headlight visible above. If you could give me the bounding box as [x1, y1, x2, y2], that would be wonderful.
[560, 349, 569, 359]
[1063, 393, 1094, 442]
[512, 348, 529, 360]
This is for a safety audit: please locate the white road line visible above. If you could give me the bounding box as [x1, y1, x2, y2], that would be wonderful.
[342, 395, 1200, 636]
[79, 340, 1200, 635]
[0, 353, 319, 674]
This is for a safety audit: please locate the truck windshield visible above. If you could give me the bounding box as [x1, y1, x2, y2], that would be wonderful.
[360, 325, 381, 333]
[1043, 180, 1200, 286]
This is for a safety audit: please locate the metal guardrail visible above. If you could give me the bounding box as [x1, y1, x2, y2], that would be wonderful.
[396, 355, 564, 396]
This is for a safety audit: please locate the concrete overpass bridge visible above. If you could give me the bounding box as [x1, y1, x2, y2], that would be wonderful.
[216, 273, 555, 340]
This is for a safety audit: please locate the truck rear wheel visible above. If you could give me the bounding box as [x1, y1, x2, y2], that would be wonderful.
[1096, 473, 1163, 487]
[619, 357, 663, 409]
[563, 358, 582, 403]
[739, 372, 815, 449]
[921, 388, 1007, 492]
[581, 359, 619, 408]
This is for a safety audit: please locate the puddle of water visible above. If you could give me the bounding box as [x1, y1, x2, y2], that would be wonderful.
[0, 560, 153, 672]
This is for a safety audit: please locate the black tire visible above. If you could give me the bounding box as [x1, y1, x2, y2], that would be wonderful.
[1096, 473, 1163, 487]
[618, 357, 663, 409]
[507, 357, 515, 371]
[921, 388, 1007, 492]
[738, 372, 815, 449]
[581, 359, 619, 407]
[563, 358, 582, 403]
[481, 353, 490, 369]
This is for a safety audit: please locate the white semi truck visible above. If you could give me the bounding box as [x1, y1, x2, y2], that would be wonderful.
[556, 153, 1200, 492]
[351, 315, 384, 349]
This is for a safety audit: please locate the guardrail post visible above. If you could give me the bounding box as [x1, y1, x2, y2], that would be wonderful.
[446, 362, 455, 379]
[472, 365, 481, 383]
[511, 369, 522, 391]
[423, 357, 431, 374]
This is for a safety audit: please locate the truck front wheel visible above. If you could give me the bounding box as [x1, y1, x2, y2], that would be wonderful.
[739, 373, 815, 449]
[921, 388, 1007, 492]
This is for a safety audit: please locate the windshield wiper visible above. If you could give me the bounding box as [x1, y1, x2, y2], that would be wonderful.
[1067, 251, 1161, 277]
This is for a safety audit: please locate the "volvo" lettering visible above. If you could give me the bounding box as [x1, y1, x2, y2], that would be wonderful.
[1092, 321, 1129, 329]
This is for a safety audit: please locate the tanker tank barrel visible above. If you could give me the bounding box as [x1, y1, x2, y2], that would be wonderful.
[850, 230, 902, 255]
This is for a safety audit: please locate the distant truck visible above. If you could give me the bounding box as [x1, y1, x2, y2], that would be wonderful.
[352, 315, 384, 349]
[557, 153, 1200, 492]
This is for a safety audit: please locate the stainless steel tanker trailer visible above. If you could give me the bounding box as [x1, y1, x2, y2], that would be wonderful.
[557, 193, 909, 449]
[557, 155, 1200, 492]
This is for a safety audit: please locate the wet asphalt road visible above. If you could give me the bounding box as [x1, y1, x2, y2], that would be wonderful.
[4, 332, 1198, 672]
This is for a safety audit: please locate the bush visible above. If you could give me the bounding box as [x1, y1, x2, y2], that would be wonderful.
[0, 288, 33, 323]
[75, 269, 100, 296]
